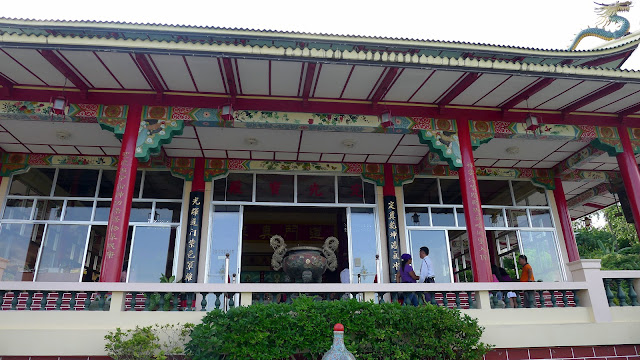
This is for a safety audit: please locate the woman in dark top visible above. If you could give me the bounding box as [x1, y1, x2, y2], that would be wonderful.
[396, 253, 419, 306]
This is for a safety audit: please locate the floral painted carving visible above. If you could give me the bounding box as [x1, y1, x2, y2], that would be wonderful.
[590, 126, 622, 156]
[0, 153, 30, 177]
[628, 128, 640, 154]
[417, 122, 462, 170]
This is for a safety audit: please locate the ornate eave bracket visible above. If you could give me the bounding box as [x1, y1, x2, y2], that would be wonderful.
[417, 128, 462, 170]
[590, 126, 623, 156]
[98, 106, 185, 163]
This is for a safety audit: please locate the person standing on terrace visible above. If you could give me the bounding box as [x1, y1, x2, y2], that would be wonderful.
[519, 255, 535, 307]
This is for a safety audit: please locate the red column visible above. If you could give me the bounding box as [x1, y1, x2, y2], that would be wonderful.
[616, 126, 640, 237]
[553, 178, 580, 262]
[192, 157, 205, 192]
[100, 104, 143, 282]
[457, 119, 492, 282]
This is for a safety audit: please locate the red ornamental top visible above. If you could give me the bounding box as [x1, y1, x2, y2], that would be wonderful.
[334, 323, 344, 332]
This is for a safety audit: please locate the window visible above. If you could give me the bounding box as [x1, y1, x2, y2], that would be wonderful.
[0, 168, 184, 282]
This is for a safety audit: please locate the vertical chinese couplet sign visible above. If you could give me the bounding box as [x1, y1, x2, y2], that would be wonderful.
[183, 191, 204, 283]
[384, 195, 401, 282]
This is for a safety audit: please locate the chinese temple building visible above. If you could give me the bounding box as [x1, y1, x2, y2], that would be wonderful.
[0, 7, 640, 359]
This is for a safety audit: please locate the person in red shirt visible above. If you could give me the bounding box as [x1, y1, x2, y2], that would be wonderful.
[518, 255, 535, 307]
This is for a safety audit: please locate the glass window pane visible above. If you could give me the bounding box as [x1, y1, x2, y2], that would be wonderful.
[2, 199, 34, 220]
[99, 170, 142, 198]
[130, 202, 152, 223]
[512, 181, 548, 206]
[403, 178, 439, 204]
[456, 208, 466, 227]
[127, 226, 176, 282]
[207, 206, 241, 283]
[350, 208, 378, 283]
[338, 176, 364, 204]
[142, 171, 184, 199]
[9, 168, 56, 196]
[54, 169, 99, 197]
[478, 180, 512, 206]
[297, 175, 335, 203]
[225, 173, 254, 202]
[212, 177, 226, 201]
[440, 179, 462, 204]
[82, 225, 106, 282]
[35, 224, 89, 282]
[94, 201, 111, 222]
[405, 208, 430, 226]
[408, 230, 451, 283]
[530, 209, 553, 228]
[363, 181, 376, 204]
[155, 202, 182, 223]
[256, 174, 294, 202]
[35, 199, 63, 221]
[519, 231, 562, 282]
[64, 200, 94, 221]
[0, 223, 45, 281]
[483, 208, 505, 228]
[508, 209, 529, 227]
[431, 208, 455, 227]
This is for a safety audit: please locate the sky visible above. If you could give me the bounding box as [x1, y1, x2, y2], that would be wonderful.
[4, 0, 640, 69]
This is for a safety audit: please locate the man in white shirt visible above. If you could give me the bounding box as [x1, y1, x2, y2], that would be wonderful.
[418, 246, 435, 304]
[419, 247, 435, 283]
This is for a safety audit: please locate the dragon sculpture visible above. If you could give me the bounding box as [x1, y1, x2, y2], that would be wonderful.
[569, 1, 632, 50]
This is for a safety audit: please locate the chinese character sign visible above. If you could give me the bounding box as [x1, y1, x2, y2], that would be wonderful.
[384, 195, 401, 283]
[183, 191, 204, 283]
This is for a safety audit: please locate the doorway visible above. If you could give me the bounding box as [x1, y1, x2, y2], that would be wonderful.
[240, 206, 348, 283]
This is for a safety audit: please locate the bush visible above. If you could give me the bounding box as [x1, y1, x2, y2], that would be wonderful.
[105, 323, 194, 360]
[186, 296, 491, 360]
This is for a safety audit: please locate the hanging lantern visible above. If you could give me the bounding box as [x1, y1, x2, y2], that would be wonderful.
[525, 113, 540, 132]
[380, 110, 393, 128]
[412, 212, 420, 224]
[221, 104, 234, 122]
[50, 96, 68, 119]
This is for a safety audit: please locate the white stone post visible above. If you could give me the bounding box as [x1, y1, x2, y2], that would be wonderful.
[567, 259, 611, 323]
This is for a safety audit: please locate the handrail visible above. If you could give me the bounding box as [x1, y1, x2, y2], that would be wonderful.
[599, 270, 640, 279]
[0, 281, 589, 293]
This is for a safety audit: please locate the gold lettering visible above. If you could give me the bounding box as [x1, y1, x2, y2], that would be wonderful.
[187, 250, 196, 259]
[390, 241, 398, 250]
[388, 221, 397, 230]
[189, 229, 198, 238]
[192, 197, 201, 206]
[388, 210, 396, 219]
[387, 201, 396, 210]
[106, 251, 115, 259]
[108, 242, 115, 250]
[188, 239, 196, 248]
[184, 273, 193, 282]
[392, 251, 400, 260]
[190, 208, 199, 216]
[392, 262, 399, 271]
[190, 217, 197, 226]
[389, 230, 398, 239]
[186, 261, 195, 271]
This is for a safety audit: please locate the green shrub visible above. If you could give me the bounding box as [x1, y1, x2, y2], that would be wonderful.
[186, 296, 491, 360]
[105, 323, 194, 360]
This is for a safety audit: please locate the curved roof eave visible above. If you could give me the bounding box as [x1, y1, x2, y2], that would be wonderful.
[2, 30, 640, 83]
[1, 17, 640, 60]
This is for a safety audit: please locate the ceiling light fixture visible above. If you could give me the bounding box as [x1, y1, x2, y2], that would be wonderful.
[245, 137, 259, 146]
[342, 139, 357, 149]
[380, 110, 394, 128]
[55, 130, 71, 141]
[506, 146, 520, 155]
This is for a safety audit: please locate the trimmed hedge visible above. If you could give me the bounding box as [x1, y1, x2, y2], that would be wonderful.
[186, 296, 491, 360]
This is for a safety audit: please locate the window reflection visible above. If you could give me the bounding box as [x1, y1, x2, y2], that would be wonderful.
[408, 230, 451, 283]
[349, 209, 378, 283]
[0, 223, 44, 281]
[207, 206, 241, 283]
[520, 231, 562, 282]
[54, 169, 99, 197]
[403, 178, 439, 204]
[512, 181, 548, 206]
[3, 199, 34, 220]
[36, 224, 89, 282]
[127, 226, 176, 283]
[9, 168, 56, 196]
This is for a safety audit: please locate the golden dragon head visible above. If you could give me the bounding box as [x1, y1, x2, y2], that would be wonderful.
[595, 1, 633, 26]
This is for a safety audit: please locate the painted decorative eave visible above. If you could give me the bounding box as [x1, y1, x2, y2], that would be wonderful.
[0, 17, 638, 64]
[2, 30, 640, 83]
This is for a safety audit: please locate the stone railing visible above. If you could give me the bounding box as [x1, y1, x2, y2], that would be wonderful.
[0, 281, 586, 312]
[0, 260, 639, 356]
[600, 270, 640, 307]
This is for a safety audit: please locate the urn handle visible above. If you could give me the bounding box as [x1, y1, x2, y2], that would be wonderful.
[323, 236, 339, 272]
[270, 235, 287, 271]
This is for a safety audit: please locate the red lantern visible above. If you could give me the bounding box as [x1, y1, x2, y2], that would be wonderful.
[380, 110, 393, 128]
[50, 96, 68, 119]
[221, 104, 234, 122]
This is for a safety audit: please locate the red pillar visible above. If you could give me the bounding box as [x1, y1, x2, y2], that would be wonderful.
[457, 119, 493, 282]
[192, 157, 205, 192]
[100, 104, 143, 282]
[616, 126, 640, 237]
[553, 178, 580, 262]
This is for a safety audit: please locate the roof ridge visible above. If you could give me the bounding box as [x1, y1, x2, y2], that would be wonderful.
[1, 16, 639, 54]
